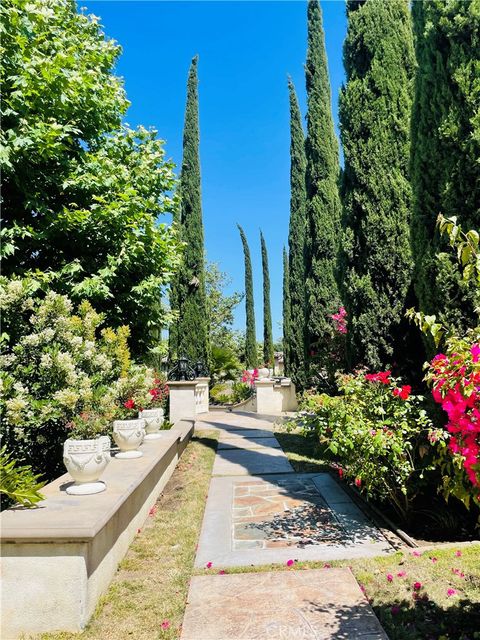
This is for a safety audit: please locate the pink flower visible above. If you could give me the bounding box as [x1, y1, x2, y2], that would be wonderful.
[206, 562, 213, 569]
[455, 550, 462, 557]
[397, 571, 407, 578]
[286, 559, 294, 567]
[413, 581, 422, 591]
[354, 477, 362, 488]
[218, 570, 226, 575]
[391, 605, 401, 616]
[412, 551, 422, 557]
[471, 343, 480, 363]
[124, 398, 135, 409]
[161, 620, 170, 630]
[447, 588, 458, 597]
[386, 573, 394, 583]
[338, 467, 344, 479]
[149, 505, 157, 516]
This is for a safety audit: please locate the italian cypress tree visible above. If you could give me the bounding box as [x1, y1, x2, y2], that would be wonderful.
[339, 0, 415, 370]
[304, 0, 342, 375]
[411, 1, 480, 338]
[260, 231, 274, 368]
[283, 246, 291, 376]
[287, 78, 307, 388]
[170, 56, 209, 364]
[237, 224, 258, 368]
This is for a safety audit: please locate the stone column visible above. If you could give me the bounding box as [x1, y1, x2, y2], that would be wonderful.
[194, 377, 210, 414]
[168, 381, 198, 424]
[254, 379, 281, 414]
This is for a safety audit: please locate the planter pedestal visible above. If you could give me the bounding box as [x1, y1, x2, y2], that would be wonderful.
[66, 481, 106, 495]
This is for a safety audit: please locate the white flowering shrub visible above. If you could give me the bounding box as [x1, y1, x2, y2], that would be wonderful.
[0, 277, 133, 481]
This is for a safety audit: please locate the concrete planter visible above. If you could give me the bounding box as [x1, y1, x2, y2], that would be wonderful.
[63, 436, 111, 495]
[139, 408, 164, 440]
[113, 419, 145, 458]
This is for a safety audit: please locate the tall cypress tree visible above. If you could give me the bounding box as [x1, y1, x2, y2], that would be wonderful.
[237, 224, 257, 368]
[339, 0, 415, 370]
[287, 78, 307, 388]
[304, 0, 342, 375]
[411, 1, 480, 338]
[283, 246, 291, 376]
[169, 56, 209, 364]
[260, 231, 274, 368]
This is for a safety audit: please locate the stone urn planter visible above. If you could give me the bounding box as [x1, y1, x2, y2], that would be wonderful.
[139, 408, 164, 440]
[113, 419, 145, 459]
[258, 367, 270, 379]
[63, 436, 111, 495]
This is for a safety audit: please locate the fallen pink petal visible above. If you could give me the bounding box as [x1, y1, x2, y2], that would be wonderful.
[386, 573, 394, 582]
[206, 562, 213, 569]
[161, 620, 170, 630]
[447, 588, 458, 597]
[286, 559, 294, 567]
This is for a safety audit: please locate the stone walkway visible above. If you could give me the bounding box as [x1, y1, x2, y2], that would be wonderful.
[181, 411, 392, 640]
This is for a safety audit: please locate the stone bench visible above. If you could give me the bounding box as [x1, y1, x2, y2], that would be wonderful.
[0, 420, 194, 639]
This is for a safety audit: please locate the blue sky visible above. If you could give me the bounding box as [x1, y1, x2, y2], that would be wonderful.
[84, 0, 347, 341]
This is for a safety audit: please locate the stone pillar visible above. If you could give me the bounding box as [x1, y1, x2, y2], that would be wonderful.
[194, 377, 210, 414]
[254, 378, 298, 414]
[255, 379, 281, 414]
[168, 381, 198, 424]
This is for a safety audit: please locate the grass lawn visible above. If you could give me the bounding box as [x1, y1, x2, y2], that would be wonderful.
[36, 431, 218, 640]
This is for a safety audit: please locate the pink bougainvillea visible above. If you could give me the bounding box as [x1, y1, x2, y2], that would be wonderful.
[241, 369, 259, 387]
[330, 306, 347, 335]
[426, 337, 480, 504]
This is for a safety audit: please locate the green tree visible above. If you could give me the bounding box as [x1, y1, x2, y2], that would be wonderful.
[0, 0, 181, 356]
[237, 225, 257, 368]
[287, 78, 307, 387]
[283, 246, 291, 376]
[205, 262, 243, 350]
[411, 0, 480, 342]
[169, 56, 209, 364]
[304, 0, 342, 378]
[339, 0, 415, 370]
[260, 231, 274, 368]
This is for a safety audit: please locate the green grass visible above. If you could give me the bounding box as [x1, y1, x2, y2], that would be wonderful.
[35, 431, 218, 640]
[274, 425, 332, 473]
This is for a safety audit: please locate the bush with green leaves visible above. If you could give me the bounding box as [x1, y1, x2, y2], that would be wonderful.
[1, 0, 182, 356]
[0, 277, 133, 480]
[0, 446, 45, 509]
[299, 370, 436, 522]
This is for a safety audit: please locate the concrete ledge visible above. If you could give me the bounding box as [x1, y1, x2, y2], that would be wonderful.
[0, 420, 194, 639]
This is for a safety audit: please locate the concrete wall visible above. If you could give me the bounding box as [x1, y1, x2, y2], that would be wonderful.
[255, 379, 298, 414]
[0, 420, 194, 639]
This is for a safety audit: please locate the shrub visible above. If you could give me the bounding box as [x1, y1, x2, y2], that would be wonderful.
[0, 277, 132, 480]
[300, 370, 435, 521]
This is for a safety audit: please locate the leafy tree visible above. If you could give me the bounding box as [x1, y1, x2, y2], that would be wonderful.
[411, 0, 480, 342]
[237, 225, 257, 368]
[169, 56, 209, 365]
[205, 262, 243, 350]
[339, 0, 415, 370]
[287, 79, 307, 388]
[0, 0, 181, 356]
[304, 0, 342, 378]
[260, 231, 274, 367]
[283, 246, 291, 376]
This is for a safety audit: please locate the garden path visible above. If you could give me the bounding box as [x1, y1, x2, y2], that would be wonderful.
[180, 411, 392, 640]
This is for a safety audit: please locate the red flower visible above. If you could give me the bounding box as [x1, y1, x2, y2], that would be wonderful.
[354, 477, 362, 488]
[365, 370, 391, 385]
[124, 398, 135, 409]
[393, 385, 411, 400]
[413, 581, 422, 591]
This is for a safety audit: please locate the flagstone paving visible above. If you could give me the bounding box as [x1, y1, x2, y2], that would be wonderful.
[186, 411, 391, 639]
